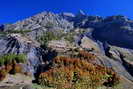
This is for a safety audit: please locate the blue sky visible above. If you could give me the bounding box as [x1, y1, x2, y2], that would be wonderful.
[0, 0, 133, 24]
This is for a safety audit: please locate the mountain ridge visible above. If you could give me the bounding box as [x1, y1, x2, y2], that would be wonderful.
[0, 11, 133, 89]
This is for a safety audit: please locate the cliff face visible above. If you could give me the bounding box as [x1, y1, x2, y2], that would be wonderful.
[92, 16, 133, 49]
[1, 11, 133, 86]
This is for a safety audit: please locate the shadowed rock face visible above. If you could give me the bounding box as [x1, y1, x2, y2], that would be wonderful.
[92, 16, 133, 49]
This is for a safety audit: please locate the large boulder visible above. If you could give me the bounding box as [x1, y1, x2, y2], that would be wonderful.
[48, 40, 72, 53]
[80, 36, 101, 52]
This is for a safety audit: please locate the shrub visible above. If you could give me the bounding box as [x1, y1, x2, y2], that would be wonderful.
[7, 30, 32, 34]
[37, 31, 61, 46]
[0, 69, 7, 81]
[10, 64, 22, 74]
[0, 58, 4, 66]
[0, 53, 26, 81]
[37, 30, 77, 46]
[67, 49, 96, 62]
[0, 30, 31, 35]
[78, 50, 96, 62]
[64, 33, 75, 43]
[39, 67, 73, 88]
[5, 64, 12, 73]
[38, 56, 120, 89]
[0, 54, 26, 66]
[15, 54, 26, 63]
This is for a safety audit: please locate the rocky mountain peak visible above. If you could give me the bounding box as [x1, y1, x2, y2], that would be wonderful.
[1, 11, 133, 88]
[104, 15, 129, 23]
[4, 11, 74, 32]
[77, 10, 86, 16]
[61, 12, 75, 17]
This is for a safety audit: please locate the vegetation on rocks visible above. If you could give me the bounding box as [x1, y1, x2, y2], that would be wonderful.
[78, 50, 96, 61]
[0, 54, 26, 66]
[0, 30, 32, 35]
[0, 54, 27, 81]
[7, 30, 32, 34]
[0, 69, 7, 81]
[38, 56, 120, 89]
[63, 32, 75, 43]
[37, 31, 62, 46]
[0, 12, 133, 89]
[37, 29, 81, 46]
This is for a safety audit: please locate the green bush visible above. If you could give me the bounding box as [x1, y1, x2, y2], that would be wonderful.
[0, 30, 31, 35]
[0, 32, 7, 35]
[0, 54, 26, 66]
[64, 34, 74, 43]
[15, 54, 26, 63]
[63, 32, 75, 43]
[37, 31, 61, 46]
[7, 30, 32, 34]
[9, 64, 22, 74]
[0, 54, 26, 80]
[37, 30, 77, 46]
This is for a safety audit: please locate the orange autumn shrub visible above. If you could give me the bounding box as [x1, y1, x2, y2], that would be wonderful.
[0, 64, 23, 81]
[52, 56, 93, 69]
[5, 65, 12, 73]
[10, 64, 22, 74]
[14, 64, 22, 73]
[0, 68, 7, 81]
[39, 67, 73, 88]
[38, 56, 120, 89]
[78, 50, 96, 62]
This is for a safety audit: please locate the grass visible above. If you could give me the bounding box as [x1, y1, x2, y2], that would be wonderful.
[7, 30, 32, 34]
[0, 54, 26, 66]
[0, 30, 32, 35]
[32, 84, 54, 89]
[37, 28, 88, 47]
[37, 31, 62, 46]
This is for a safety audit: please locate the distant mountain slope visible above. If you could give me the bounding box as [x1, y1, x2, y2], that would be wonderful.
[2, 12, 133, 49]
[1, 11, 133, 88]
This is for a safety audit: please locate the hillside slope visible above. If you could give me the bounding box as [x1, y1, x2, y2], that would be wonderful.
[0, 11, 133, 88]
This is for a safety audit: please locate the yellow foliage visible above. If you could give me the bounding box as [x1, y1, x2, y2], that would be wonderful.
[38, 56, 120, 89]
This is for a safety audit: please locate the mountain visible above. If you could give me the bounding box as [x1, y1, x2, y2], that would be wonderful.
[0, 11, 133, 89]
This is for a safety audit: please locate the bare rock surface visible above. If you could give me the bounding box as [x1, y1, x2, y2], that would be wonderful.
[0, 74, 32, 89]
